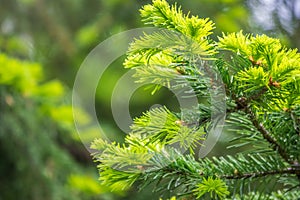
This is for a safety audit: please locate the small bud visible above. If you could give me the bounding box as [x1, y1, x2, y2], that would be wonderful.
[175, 120, 187, 126]
[268, 77, 280, 88]
[136, 165, 145, 171]
[249, 56, 262, 66]
[175, 66, 185, 75]
[272, 81, 280, 88]
[283, 107, 290, 112]
[234, 169, 239, 175]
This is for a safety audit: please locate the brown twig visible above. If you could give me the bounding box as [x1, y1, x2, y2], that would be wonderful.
[245, 107, 290, 163]
[223, 167, 299, 180]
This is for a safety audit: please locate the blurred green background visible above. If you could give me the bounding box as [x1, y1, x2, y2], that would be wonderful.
[0, 0, 299, 199]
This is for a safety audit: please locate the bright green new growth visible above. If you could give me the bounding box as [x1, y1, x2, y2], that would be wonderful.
[193, 177, 230, 199]
[92, 0, 300, 199]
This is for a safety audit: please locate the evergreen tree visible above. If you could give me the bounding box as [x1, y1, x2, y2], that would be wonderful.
[92, 0, 300, 199]
[0, 53, 107, 200]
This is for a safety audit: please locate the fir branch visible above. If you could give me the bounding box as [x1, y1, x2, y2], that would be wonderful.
[246, 86, 268, 103]
[226, 82, 292, 162]
[139, 0, 216, 56]
[92, 0, 300, 198]
[223, 167, 299, 180]
[245, 107, 290, 163]
[141, 151, 295, 197]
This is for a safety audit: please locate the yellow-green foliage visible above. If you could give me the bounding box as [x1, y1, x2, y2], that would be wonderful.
[0, 53, 92, 137]
[218, 31, 300, 110]
[92, 0, 300, 199]
[0, 53, 110, 199]
[0, 53, 42, 95]
[68, 174, 107, 195]
[193, 177, 230, 199]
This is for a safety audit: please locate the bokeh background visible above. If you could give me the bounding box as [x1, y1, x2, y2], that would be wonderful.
[0, 0, 299, 199]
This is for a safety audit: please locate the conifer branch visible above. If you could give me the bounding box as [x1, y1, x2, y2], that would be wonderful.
[228, 87, 291, 163]
[245, 107, 290, 163]
[223, 167, 299, 180]
[246, 86, 268, 102]
[92, 0, 300, 198]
